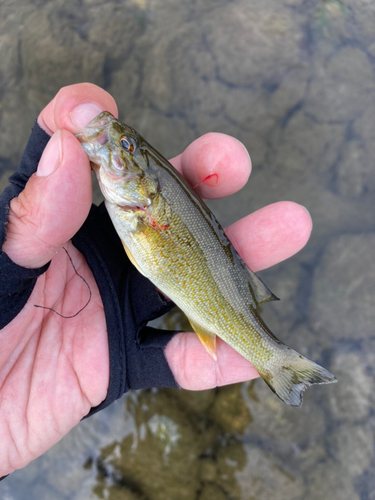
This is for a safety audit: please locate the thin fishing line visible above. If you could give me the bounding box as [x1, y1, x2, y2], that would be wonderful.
[34, 246, 92, 318]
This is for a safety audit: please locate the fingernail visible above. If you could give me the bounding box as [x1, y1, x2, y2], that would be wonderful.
[70, 103, 103, 129]
[36, 131, 62, 177]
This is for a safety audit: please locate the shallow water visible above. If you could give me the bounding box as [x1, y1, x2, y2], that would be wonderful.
[1, 0, 375, 498]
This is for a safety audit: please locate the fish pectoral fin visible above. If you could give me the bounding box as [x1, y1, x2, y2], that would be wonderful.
[188, 319, 217, 361]
[122, 241, 146, 277]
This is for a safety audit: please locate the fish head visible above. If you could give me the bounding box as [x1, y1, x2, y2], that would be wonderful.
[76, 111, 157, 207]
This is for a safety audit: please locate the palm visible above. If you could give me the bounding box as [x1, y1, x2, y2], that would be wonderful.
[0, 242, 108, 473]
[0, 83, 312, 477]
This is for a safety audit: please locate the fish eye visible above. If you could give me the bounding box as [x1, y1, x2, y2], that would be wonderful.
[120, 135, 135, 153]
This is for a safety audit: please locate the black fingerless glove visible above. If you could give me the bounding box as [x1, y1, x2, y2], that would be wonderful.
[0, 122, 179, 422]
[0, 125, 51, 328]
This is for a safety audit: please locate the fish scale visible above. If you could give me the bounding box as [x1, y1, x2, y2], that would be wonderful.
[77, 111, 337, 407]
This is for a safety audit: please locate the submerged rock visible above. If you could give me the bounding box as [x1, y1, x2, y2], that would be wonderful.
[334, 139, 371, 198]
[98, 391, 204, 500]
[328, 423, 374, 478]
[215, 441, 247, 500]
[198, 483, 226, 500]
[306, 462, 360, 500]
[324, 351, 373, 422]
[304, 47, 375, 123]
[204, 0, 303, 87]
[310, 234, 375, 340]
[209, 384, 252, 434]
[234, 444, 305, 500]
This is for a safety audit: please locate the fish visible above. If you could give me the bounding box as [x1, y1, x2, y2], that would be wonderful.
[77, 111, 336, 407]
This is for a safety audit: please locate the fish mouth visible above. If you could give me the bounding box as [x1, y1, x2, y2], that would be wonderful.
[75, 112, 114, 150]
[79, 137, 126, 181]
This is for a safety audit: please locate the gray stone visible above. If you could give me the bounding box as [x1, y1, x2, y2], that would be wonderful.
[86, 2, 146, 66]
[21, 5, 105, 98]
[224, 70, 307, 135]
[271, 110, 345, 179]
[306, 462, 359, 500]
[0, 33, 20, 92]
[329, 423, 374, 478]
[304, 47, 375, 122]
[235, 444, 305, 500]
[204, 0, 303, 87]
[282, 0, 304, 5]
[310, 234, 375, 340]
[353, 101, 375, 176]
[350, 0, 375, 40]
[368, 41, 375, 58]
[312, 0, 351, 43]
[140, 24, 216, 116]
[0, 89, 37, 166]
[324, 351, 373, 422]
[334, 139, 372, 197]
[243, 378, 327, 445]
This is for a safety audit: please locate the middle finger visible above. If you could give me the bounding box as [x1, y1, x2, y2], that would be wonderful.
[169, 132, 251, 199]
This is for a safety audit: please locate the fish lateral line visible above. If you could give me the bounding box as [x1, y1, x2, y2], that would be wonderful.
[34, 247, 92, 319]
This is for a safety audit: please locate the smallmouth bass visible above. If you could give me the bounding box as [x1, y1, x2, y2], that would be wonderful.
[78, 112, 336, 407]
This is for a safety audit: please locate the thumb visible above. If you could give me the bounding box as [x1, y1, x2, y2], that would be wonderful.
[3, 129, 92, 269]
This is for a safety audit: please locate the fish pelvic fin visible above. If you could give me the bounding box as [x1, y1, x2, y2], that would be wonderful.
[259, 349, 337, 407]
[188, 318, 217, 361]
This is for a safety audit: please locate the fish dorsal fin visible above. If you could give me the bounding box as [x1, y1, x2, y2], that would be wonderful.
[240, 260, 279, 306]
[188, 318, 217, 361]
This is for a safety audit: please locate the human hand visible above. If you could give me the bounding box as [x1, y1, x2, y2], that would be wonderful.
[0, 83, 312, 476]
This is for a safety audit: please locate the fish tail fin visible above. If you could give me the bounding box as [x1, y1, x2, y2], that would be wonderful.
[259, 348, 337, 407]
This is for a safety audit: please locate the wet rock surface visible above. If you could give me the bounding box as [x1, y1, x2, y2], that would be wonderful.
[1, 0, 375, 499]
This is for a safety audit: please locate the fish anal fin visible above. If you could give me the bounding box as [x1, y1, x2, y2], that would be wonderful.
[188, 319, 217, 361]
